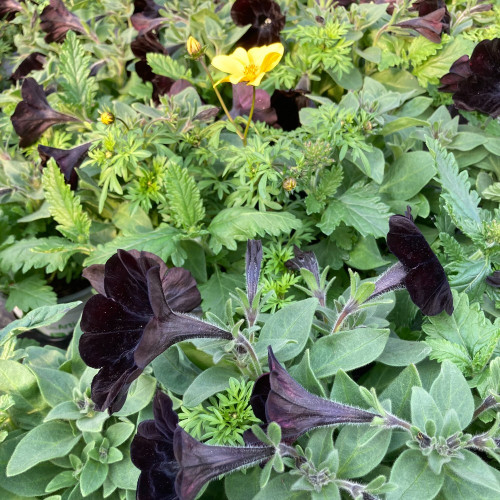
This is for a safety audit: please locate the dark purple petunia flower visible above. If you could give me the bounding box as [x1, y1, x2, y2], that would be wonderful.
[230, 83, 277, 126]
[486, 271, 500, 287]
[40, 0, 86, 43]
[38, 142, 91, 190]
[0, 0, 22, 20]
[270, 89, 312, 131]
[439, 38, 500, 118]
[11, 78, 79, 148]
[10, 53, 46, 81]
[285, 245, 320, 284]
[382, 207, 454, 316]
[131, 391, 275, 500]
[231, 0, 286, 50]
[131, 0, 163, 32]
[395, 8, 447, 43]
[249, 347, 377, 444]
[79, 249, 232, 413]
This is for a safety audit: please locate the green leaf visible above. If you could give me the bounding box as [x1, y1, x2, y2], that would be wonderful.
[146, 53, 193, 81]
[0, 237, 86, 274]
[336, 427, 392, 479]
[7, 422, 80, 476]
[319, 182, 390, 238]
[152, 345, 201, 395]
[253, 474, 308, 500]
[411, 386, 443, 434]
[0, 302, 81, 346]
[199, 268, 245, 319]
[80, 459, 107, 496]
[307, 428, 336, 466]
[59, 31, 97, 112]
[381, 117, 429, 135]
[387, 449, 444, 500]
[105, 422, 135, 448]
[377, 337, 431, 367]
[164, 162, 205, 231]
[208, 207, 302, 253]
[114, 374, 157, 417]
[183, 367, 240, 408]
[427, 138, 482, 238]
[429, 360, 474, 431]
[380, 151, 435, 200]
[380, 365, 422, 421]
[422, 291, 500, 376]
[289, 350, 325, 397]
[108, 448, 140, 490]
[31, 366, 78, 408]
[348, 235, 390, 270]
[45, 470, 77, 492]
[330, 370, 370, 409]
[0, 434, 60, 497]
[225, 467, 261, 500]
[349, 147, 385, 184]
[310, 328, 390, 378]
[84, 225, 180, 266]
[448, 132, 487, 151]
[45, 401, 82, 421]
[5, 275, 57, 313]
[255, 298, 318, 362]
[42, 162, 91, 244]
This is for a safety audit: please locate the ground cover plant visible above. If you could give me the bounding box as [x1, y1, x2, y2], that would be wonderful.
[1, 0, 500, 498]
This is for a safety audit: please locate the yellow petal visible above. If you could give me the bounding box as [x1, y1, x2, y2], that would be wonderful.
[232, 47, 251, 66]
[247, 72, 266, 86]
[260, 51, 283, 73]
[229, 74, 247, 84]
[248, 43, 284, 68]
[211, 54, 245, 75]
[214, 75, 232, 86]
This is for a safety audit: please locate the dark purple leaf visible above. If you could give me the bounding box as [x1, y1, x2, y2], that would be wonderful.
[395, 8, 446, 43]
[231, 0, 286, 50]
[11, 78, 78, 148]
[40, 0, 85, 43]
[38, 142, 91, 190]
[230, 83, 277, 126]
[0, 0, 22, 20]
[387, 208, 454, 316]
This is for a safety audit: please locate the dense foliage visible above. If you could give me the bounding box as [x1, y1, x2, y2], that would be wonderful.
[1, 0, 500, 499]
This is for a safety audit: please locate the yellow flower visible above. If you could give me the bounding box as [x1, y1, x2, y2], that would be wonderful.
[100, 111, 115, 125]
[282, 177, 297, 191]
[211, 43, 284, 87]
[186, 36, 202, 57]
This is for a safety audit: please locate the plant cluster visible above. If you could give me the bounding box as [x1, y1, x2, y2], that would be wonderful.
[0, 0, 500, 499]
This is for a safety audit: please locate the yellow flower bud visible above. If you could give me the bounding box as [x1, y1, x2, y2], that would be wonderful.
[282, 177, 297, 192]
[100, 111, 115, 125]
[187, 36, 202, 57]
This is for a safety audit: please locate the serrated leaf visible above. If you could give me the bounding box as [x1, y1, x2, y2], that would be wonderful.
[164, 162, 205, 231]
[146, 53, 193, 80]
[5, 275, 57, 313]
[427, 138, 482, 239]
[423, 290, 500, 376]
[208, 207, 301, 253]
[42, 162, 91, 243]
[319, 182, 390, 238]
[59, 31, 97, 112]
[83, 225, 180, 266]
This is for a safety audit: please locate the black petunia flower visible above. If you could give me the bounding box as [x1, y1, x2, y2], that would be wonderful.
[486, 271, 500, 287]
[439, 38, 500, 118]
[395, 8, 447, 43]
[38, 142, 91, 190]
[11, 78, 79, 148]
[131, 0, 163, 32]
[131, 390, 275, 500]
[231, 0, 286, 50]
[79, 249, 232, 413]
[249, 347, 377, 444]
[270, 89, 312, 131]
[10, 53, 46, 81]
[40, 0, 85, 43]
[379, 207, 454, 316]
[0, 0, 22, 21]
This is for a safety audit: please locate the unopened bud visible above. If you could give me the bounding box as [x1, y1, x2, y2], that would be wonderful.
[100, 111, 115, 125]
[187, 36, 202, 57]
[282, 177, 297, 191]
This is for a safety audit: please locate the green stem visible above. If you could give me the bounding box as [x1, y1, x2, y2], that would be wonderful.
[237, 333, 263, 377]
[200, 60, 245, 141]
[242, 86, 256, 146]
